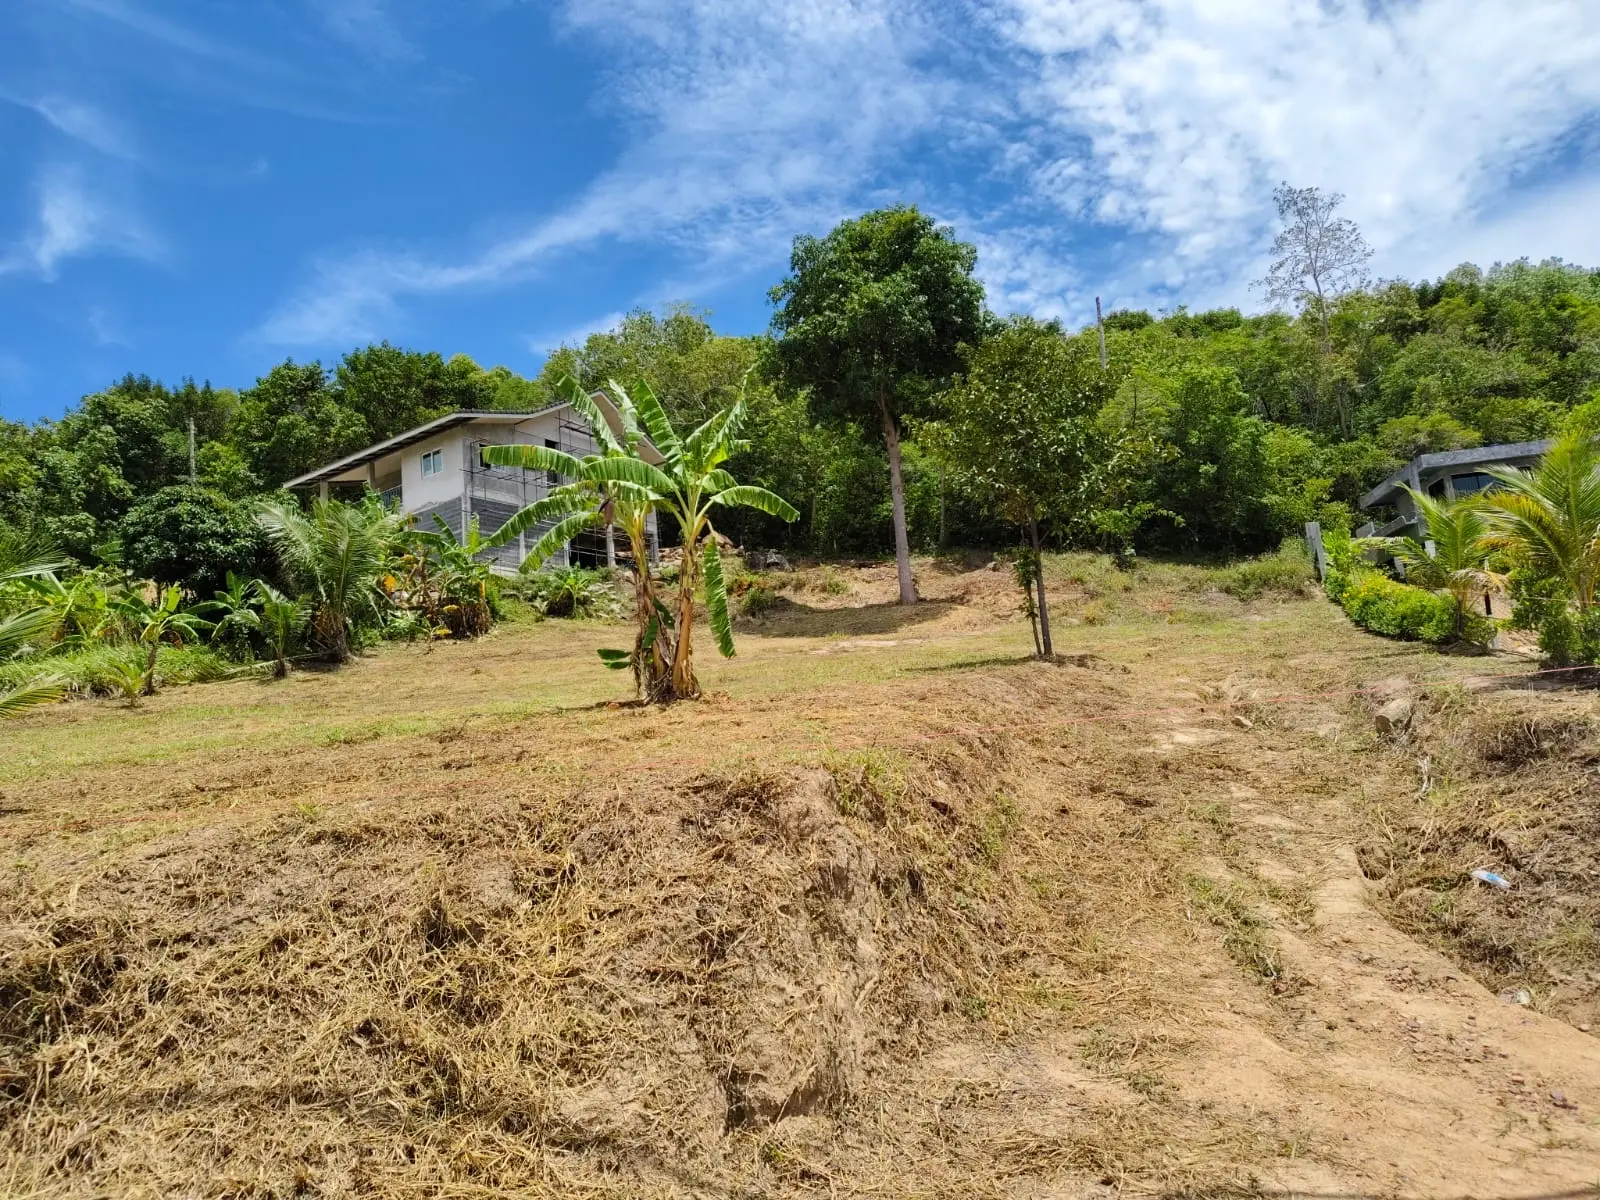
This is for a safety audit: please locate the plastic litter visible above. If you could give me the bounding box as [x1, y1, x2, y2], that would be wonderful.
[1471, 868, 1511, 890]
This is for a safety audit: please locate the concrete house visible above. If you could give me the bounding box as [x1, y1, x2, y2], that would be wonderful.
[1357, 439, 1554, 539]
[281, 398, 660, 572]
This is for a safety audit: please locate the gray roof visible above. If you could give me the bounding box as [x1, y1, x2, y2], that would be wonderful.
[1360, 439, 1554, 509]
[281, 408, 562, 489]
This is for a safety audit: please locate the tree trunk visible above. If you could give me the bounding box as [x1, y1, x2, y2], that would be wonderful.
[667, 541, 701, 701]
[143, 640, 159, 696]
[879, 396, 917, 605]
[1028, 517, 1053, 659]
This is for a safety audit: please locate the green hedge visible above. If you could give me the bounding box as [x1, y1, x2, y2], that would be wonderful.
[1332, 569, 1458, 642]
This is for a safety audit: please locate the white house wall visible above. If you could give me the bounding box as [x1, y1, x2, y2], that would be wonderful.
[400, 432, 467, 512]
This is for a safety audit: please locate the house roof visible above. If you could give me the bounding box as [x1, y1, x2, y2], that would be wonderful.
[280, 393, 662, 489]
[1359, 438, 1555, 510]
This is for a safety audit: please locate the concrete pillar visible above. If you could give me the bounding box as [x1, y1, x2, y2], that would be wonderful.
[318, 481, 329, 503]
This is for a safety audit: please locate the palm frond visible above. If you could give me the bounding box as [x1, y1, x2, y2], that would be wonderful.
[578, 456, 676, 496]
[523, 511, 606, 568]
[0, 675, 66, 718]
[0, 605, 61, 659]
[482, 443, 588, 478]
[481, 490, 598, 550]
[620, 376, 681, 460]
[553, 374, 625, 455]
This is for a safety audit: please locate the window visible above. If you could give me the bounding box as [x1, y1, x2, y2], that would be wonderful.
[544, 438, 560, 488]
[420, 448, 443, 478]
[1427, 477, 1447, 500]
[1450, 471, 1498, 497]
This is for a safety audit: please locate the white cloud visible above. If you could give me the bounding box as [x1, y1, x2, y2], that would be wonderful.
[3, 94, 136, 158]
[526, 311, 628, 355]
[0, 169, 159, 281]
[255, 0, 1600, 343]
[317, 0, 420, 63]
[992, 0, 1600, 304]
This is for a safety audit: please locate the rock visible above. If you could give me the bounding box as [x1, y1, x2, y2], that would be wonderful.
[1375, 696, 1415, 737]
[1550, 1089, 1575, 1109]
[764, 551, 792, 572]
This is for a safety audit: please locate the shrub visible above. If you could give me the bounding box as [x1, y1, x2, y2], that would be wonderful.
[1507, 570, 1600, 666]
[0, 643, 234, 697]
[740, 583, 780, 618]
[1333, 569, 1495, 645]
[514, 566, 620, 620]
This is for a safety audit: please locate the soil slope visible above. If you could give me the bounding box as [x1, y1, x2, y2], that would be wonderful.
[3, 556, 1597, 1198]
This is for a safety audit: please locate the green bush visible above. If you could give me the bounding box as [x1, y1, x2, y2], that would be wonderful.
[1339, 571, 1458, 642]
[1507, 570, 1600, 666]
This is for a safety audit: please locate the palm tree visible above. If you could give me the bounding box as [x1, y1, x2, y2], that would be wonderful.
[1377, 488, 1504, 640]
[256, 582, 310, 679]
[1477, 434, 1600, 610]
[484, 375, 797, 701]
[256, 497, 401, 662]
[0, 531, 69, 717]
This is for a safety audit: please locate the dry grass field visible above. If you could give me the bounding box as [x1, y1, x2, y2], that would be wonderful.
[3, 554, 1599, 1198]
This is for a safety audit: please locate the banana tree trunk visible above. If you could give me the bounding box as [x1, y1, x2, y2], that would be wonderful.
[143, 640, 159, 696]
[667, 537, 701, 701]
[879, 395, 917, 606]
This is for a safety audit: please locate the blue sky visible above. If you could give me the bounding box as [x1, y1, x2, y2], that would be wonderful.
[3, 0, 1599, 423]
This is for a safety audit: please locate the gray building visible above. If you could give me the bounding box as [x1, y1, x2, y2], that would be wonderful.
[1357, 439, 1553, 538]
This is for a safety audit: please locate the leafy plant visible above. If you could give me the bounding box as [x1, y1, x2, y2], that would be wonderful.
[1370, 489, 1502, 642]
[395, 515, 499, 638]
[114, 585, 212, 695]
[256, 497, 402, 662]
[197, 571, 263, 661]
[0, 530, 69, 717]
[514, 565, 619, 619]
[486, 375, 798, 700]
[256, 582, 310, 678]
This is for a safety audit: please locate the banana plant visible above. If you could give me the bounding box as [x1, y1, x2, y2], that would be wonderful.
[256, 581, 310, 679]
[114, 585, 212, 696]
[483, 374, 674, 697]
[197, 571, 263, 661]
[483, 374, 797, 701]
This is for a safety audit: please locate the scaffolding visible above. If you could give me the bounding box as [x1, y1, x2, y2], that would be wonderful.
[459, 415, 657, 573]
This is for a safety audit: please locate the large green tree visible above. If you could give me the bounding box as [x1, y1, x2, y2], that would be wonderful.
[767, 206, 986, 604]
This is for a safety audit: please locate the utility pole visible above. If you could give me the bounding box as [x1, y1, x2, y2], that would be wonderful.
[1095, 296, 1108, 370]
[188, 418, 197, 484]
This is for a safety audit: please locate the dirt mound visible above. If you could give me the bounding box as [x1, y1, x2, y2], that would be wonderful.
[1361, 687, 1600, 1030]
[1, 741, 1035, 1196]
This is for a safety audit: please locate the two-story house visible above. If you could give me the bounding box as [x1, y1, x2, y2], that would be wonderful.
[280, 397, 659, 572]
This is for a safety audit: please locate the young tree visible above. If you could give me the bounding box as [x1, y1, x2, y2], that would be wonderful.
[935, 320, 1115, 657]
[0, 531, 68, 717]
[255, 497, 401, 662]
[113, 585, 211, 696]
[1258, 184, 1373, 347]
[485, 377, 797, 701]
[120, 485, 265, 597]
[768, 207, 986, 604]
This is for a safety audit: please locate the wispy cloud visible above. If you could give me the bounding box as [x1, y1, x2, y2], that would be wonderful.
[256, 0, 960, 344]
[990, 0, 1600, 306]
[60, 0, 243, 61]
[255, 0, 1600, 344]
[4, 93, 136, 159]
[0, 168, 160, 281]
[526, 311, 628, 355]
[318, 0, 421, 63]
